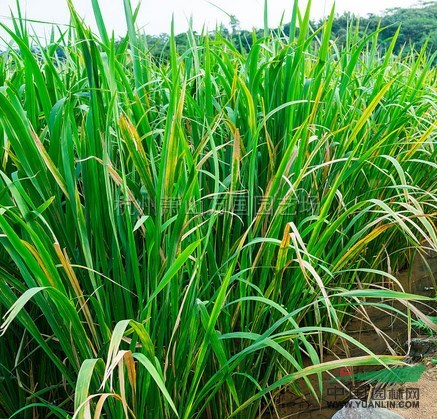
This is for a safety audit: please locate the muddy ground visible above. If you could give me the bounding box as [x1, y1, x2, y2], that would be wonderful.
[264, 251, 437, 418]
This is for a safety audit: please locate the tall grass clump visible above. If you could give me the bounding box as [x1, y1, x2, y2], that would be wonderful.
[0, 0, 436, 417]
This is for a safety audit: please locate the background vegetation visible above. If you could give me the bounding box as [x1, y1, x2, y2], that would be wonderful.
[0, 0, 436, 418]
[146, 1, 437, 61]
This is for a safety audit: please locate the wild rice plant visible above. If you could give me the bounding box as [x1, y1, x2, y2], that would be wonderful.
[0, 0, 436, 417]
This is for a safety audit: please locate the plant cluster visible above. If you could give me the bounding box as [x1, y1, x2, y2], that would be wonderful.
[0, 0, 436, 417]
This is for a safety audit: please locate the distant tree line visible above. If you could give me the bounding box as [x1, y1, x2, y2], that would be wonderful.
[317, 1, 437, 54]
[2, 2, 436, 65]
[144, 1, 437, 61]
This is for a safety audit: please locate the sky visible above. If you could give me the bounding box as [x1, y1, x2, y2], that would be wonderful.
[0, 0, 421, 39]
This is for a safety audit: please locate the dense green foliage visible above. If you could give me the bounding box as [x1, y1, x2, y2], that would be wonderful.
[322, 1, 437, 55]
[0, 0, 436, 418]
